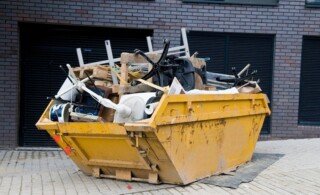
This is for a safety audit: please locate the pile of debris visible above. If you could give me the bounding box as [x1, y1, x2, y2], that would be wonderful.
[48, 28, 262, 124]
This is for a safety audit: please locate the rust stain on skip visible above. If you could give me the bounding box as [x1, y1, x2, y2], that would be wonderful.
[215, 119, 227, 127]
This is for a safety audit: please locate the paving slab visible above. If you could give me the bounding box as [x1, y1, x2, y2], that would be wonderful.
[0, 138, 319, 194]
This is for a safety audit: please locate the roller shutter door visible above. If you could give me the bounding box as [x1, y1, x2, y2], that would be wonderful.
[299, 36, 320, 125]
[188, 31, 274, 134]
[20, 23, 153, 146]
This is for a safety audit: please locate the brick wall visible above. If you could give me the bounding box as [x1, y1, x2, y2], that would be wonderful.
[1, 0, 320, 148]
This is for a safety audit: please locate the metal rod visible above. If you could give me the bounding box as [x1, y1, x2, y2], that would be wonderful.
[84, 71, 102, 98]
[206, 71, 235, 80]
[59, 65, 75, 84]
[59, 65, 81, 94]
[238, 64, 251, 77]
[66, 64, 78, 81]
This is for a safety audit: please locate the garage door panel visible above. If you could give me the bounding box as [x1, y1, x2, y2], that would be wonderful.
[186, 32, 226, 73]
[20, 23, 153, 146]
[188, 31, 274, 134]
[299, 36, 320, 125]
[228, 35, 274, 96]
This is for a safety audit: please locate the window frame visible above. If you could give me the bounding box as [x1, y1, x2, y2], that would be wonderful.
[182, 0, 279, 6]
[305, 0, 320, 8]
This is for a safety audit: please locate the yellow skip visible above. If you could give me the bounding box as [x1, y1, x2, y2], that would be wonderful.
[36, 93, 270, 185]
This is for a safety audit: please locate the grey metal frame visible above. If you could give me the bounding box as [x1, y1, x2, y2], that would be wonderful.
[182, 0, 279, 6]
[305, 0, 320, 8]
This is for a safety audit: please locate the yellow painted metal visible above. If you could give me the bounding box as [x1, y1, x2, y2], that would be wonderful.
[36, 93, 270, 185]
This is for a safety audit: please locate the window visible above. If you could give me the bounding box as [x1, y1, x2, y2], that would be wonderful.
[182, 0, 279, 6]
[306, 0, 320, 7]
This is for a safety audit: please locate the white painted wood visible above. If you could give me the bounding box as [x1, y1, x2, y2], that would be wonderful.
[81, 28, 190, 67]
[76, 48, 85, 66]
[181, 28, 190, 57]
[82, 45, 186, 67]
[147, 36, 153, 52]
[105, 40, 119, 85]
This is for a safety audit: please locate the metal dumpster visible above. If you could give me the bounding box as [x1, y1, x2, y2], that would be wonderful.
[36, 93, 270, 185]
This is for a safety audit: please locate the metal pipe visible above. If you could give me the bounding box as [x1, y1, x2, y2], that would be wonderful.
[238, 64, 251, 77]
[206, 72, 235, 80]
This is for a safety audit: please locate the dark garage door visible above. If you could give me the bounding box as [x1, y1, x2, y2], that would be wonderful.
[188, 31, 274, 134]
[20, 23, 153, 146]
[299, 36, 320, 125]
